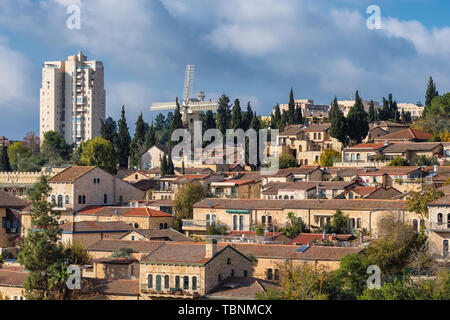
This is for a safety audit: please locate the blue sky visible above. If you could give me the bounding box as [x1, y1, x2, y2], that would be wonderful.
[0, 0, 449, 140]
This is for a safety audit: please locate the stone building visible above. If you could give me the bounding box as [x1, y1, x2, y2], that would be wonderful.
[428, 194, 450, 261]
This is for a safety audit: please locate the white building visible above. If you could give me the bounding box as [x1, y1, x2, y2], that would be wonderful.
[397, 103, 424, 119]
[40, 51, 105, 147]
[337, 100, 381, 117]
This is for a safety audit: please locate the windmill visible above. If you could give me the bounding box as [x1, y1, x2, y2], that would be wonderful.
[150, 65, 218, 133]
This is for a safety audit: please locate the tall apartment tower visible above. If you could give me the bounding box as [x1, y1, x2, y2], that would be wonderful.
[40, 51, 105, 147]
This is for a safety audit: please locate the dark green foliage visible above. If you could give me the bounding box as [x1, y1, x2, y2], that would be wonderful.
[231, 99, 242, 129]
[294, 104, 303, 124]
[111, 247, 133, 258]
[0, 146, 11, 171]
[100, 117, 118, 143]
[347, 90, 369, 144]
[271, 104, 282, 129]
[330, 102, 348, 146]
[425, 76, 439, 112]
[368, 100, 376, 123]
[216, 94, 232, 136]
[117, 106, 131, 168]
[41, 131, 72, 160]
[288, 88, 295, 125]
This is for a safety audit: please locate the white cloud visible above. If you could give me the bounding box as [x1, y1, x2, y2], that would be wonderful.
[0, 38, 34, 109]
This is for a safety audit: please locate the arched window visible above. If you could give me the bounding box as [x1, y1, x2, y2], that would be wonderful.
[356, 153, 361, 160]
[350, 218, 355, 229]
[351, 153, 355, 161]
[164, 223, 168, 229]
[65, 195, 69, 204]
[420, 219, 425, 229]
[82, 195, 86, 204]
[278, 195, 282, 199]
[78, 195, 81, 204]
[147, 274, 153, 288]
[443, 240, 449, 258]
[164, 275, 170, 289]
[357, 218, 362, 229]
[212, 214, 216, 224]
[134, 223, 139, 229]
[239, 215, 244, 231]
[233, 215, 238, 231]
[413, 219, 418, 232]
[183, 276, 189, 290]
[274, 269, 280, 280]
[447, 214, 450, 228]
[268, 216, 272, 225]
[438, 213, 443, 224]
[290, 195, 294, 199]
[262, 216, 266, 224]
[192, 276, 197, 291]
[314, 133, 317, 139]
[159, 223, 163, 229]
[305, 159, 308, 165]
[206, 214, 210, 227]
[318, 133, 321, 140]
[319, 217, 324, 228]
[57, 195, 63, 208]
[299, 145, 302, 152]
[156, 275, 162, 291]
[284, 195, 289, 199]
[175, 276, 180, 289]
[267, 268, 273, 280]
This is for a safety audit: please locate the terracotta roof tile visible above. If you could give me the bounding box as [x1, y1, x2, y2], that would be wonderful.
[374, 128, 432, 141]
[0, 190, 28, 208]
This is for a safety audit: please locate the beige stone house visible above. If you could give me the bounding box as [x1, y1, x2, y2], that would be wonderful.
[262, 166, 323, 185]
[261, 181, 357, 200]
[139, 240, 253, 299]
[428, 194, 450, 261]
[185, 198, 416, 237]
[0, 191, 27, 248]
[46, 166, 144, 222]
[210, 179, 261, 199]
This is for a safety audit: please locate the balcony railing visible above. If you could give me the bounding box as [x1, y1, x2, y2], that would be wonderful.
[140, 284, 199, 297]
[182, 220, 208, 228]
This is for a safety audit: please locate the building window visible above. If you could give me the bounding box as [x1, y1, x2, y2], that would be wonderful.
[164, 275, 170, 289]
[52, 195, 56, 203]
[104, 194, 107, 204]
[413, 219, 418, 232]
[233, 215, 238, 231]
[227, 258, 231, 265]
[134, 223, 139, 229]
[131, 235, 135, 241]
[244, 270, 248, 277]
[65, 195, 69, 204]
[267, 269, 273, 280]
[192, 276, 197, 291]
[93, 178, 96, 184]
[448, 214, 450, 228]
[156, 275, 162, 291]
[231, 269, 235, 276]
[57, 195, 63, 208]
[239, 215, 244, 231]
[268, 216, 272, 224]
[159, 223, 163, 229]
[357, 218, 362, 229]
[147, 274, 153, 288]
[183, 276, 189, 290]
[175, 276, 180, 289]
[437, 213, 443, 224]
[274, 269, 280, 280]
[78, 195, 82, 204]
[119, 195, 123, 203]
[218, 274, 222, 281]
[443, 240, 449, 258]
[262, 216, 266, 224]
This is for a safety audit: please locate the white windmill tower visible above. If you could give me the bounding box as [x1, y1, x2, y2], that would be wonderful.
[150, 65, 218, 133]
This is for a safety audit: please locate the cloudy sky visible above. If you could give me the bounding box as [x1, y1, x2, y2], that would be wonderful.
[1, 0, 450, 139]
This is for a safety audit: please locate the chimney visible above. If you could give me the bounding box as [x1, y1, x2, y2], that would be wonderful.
[205, 239, 218, 259]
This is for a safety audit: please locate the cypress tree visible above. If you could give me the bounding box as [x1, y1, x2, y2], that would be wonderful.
[425, 76, 438, 108]
[378, 97, 390, 121]
[231, 99, 242, 129]
[167, 151, 174, 175]
[347, 90, 369, 144]
[242, 101, 254, 131]
[288, 88, 295, 124]
[294, 104, 303, 124]
[216, 94, 231, 136]
[144, 123, 156, 150]
[0, 145, 11, 172]
[271, 104, 281, 129]
[130, 113, 147, 166]
[117, 106, 131, 168]
[368, 100, 376, 123]
[330, 106, 348, 147]
[329, 97, 339, 123]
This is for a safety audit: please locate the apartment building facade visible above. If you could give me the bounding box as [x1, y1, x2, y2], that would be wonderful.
[40, 51, 105, 147]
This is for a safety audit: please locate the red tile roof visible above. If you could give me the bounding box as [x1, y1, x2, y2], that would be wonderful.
[76, 206, 172, 217]
[375, 128, 432, 141]
[346, 143, 386, 150]
[288, 233, 354, 245]
[121, 207, 172, 217]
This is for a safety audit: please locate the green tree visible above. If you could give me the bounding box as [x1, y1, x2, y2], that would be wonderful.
[167, 151, 175, 175]
[279, 154, 299, 169]
[407, 188, 444, 219]
[130, 113, 148, 166]
[330, 105, 348, 146]
[63, 240, 93, 265]
[7, 142, 31, 170]
[271, 104, 282, 129]
[330, 209, 349, 234]
[0, 145, 12, 172]
[378, 97, 390, 121]
[203, 110, 216, 132]
[364, 214, 426, 277]
[231, 99, 242, 129]
[414, 155, 438, 166]
[319, 149, 341, 167]
[388, 156, 411, 166]
[347, 91, 369, 144]
[17, 176, 68, 300]
[368, 100, 376, 123]
[174, 182, 207, 227]
[41, 131, 71, 160]
[282, 211, 305, 239]
[257, 262, 329, 300]
[100, 117, 118, 143]
[426, 92, 450, 119]
[216, 94, 231, 136]
[249, 115, 262, 170]
[288, 89, 295, 125]
[242, 101, 254, 131]
[424, 76, 439, 116]
[79, 137, 117, 174]
[170, 98, 184, 142]
[160, 153, 168, 176]
[294, 104, 303, 124]
[117, 106, 131, 168]
[144, 123, 157, 151]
